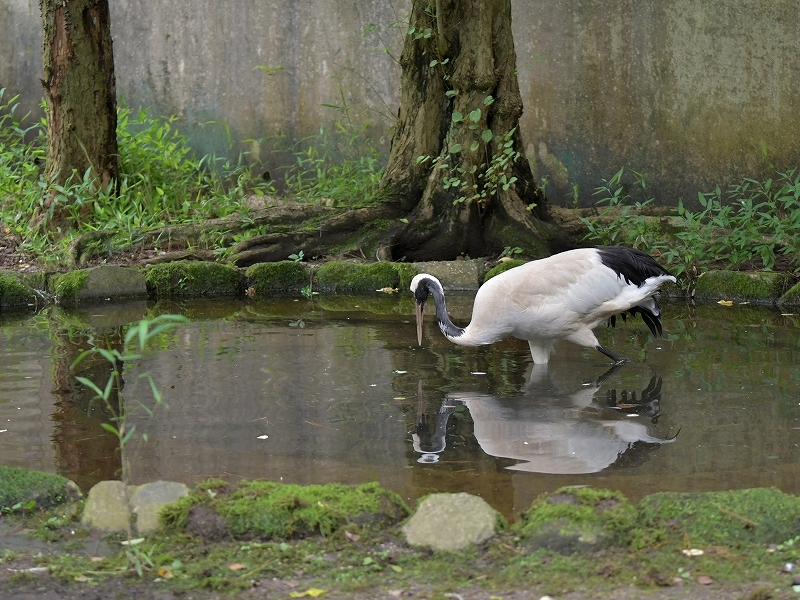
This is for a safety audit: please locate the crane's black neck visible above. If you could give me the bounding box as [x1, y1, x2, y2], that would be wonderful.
[418, 278, 465, 339]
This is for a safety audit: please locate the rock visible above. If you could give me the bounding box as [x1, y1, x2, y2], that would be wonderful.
[402, 492, 502, 551]
[143, 260, 243, 298]
[413, 260, 485, 290]
[81, 481, 130, 533]
[82, 479, 189, 534]
[52, 266, 147, 306]
[129, 481, 189, 534]
[779, 280, 800, 306]
[693, 270, 789, 304]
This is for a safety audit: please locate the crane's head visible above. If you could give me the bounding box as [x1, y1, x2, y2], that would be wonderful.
[410, 274, 443, 346]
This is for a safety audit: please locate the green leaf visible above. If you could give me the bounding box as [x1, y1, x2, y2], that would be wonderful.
[101, 422, 119, 436]
[445, 90, 459, 97]
[481, 129, 493, 143]
[470, 141, 479, 152]
[483, 95, 495, 106]
[468, 108, 481, 122]
[451, 112, 464, 123]
[121, 424, 137, 446]
[75, 376, 106, 399]
[449, 143, 462, 153]
[429, 59, 438, 67]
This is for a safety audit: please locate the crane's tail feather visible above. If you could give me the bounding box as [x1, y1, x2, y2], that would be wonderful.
[606, 299, 664, 337]
[627, 303, 663, 337]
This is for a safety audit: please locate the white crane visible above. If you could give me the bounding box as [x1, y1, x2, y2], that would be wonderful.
[410, 246, 676, 364]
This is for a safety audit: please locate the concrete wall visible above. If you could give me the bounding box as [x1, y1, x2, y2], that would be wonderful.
[2, 0, 799, 205]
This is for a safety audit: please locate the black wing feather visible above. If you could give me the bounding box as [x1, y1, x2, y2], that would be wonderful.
[596, 246, 672, 287]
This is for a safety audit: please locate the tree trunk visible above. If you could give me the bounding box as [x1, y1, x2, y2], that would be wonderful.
[379, 0, 561, 261]
[198, 0, 574, 267]
[41, 0, 118, 227]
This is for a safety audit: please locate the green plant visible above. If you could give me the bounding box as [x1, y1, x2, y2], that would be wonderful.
[498, 246, 523, 259]
[416, 99, 521, 210]
[70, 315, 187, 494]
[583, 165, 800, 285]
[580, 167, 665, 252]
[283, 123, 385, 208]
[0, 92, 273, 266]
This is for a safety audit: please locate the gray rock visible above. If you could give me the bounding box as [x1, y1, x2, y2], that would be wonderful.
[81, 479, 188, 534]
[80, 480, 130, 533]
[129, 481, 189, 534]
[79, 265, 147, 302]
[413, 260, 486, 290]
[402, 492, 501, 551]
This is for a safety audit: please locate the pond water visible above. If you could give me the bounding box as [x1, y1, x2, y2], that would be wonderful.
[1, 295, 799, 519]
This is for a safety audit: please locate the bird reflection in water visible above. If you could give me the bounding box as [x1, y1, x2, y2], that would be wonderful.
[412, 365, 676, 474]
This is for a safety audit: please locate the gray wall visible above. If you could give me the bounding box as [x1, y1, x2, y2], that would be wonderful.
[2, 0, 799, 206]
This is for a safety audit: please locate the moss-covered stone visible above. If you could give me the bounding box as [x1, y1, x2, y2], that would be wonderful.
[245, 261, 309, 293]
[637, 488, 800, 547]
[161, 479, 409, 540]
[143, 261, 243, 298]
[316, 261, 417, 294]
[517, 487, 637, 553]
[694, 270, 789, 303]
[50, 270, 89, 306]
[484, 259, 526, 282]
[0, 270, 36, 308]
[0, 465, 80, 511]
[779, 280, 800, 306]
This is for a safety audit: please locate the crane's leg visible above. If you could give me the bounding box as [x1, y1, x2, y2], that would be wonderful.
[528, 340, 554, 364]
[596, 345, 628, 365]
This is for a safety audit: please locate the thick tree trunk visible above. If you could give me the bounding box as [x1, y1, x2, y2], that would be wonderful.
[379, 0, 559, 261]
[41, 0, 118, 226]
[163, 0, 572, 267]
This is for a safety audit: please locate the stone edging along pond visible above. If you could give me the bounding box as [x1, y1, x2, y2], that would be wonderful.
[0, 258, 799, 308]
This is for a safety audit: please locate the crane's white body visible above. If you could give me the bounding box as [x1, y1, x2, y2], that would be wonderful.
[411, 247, 676, 364]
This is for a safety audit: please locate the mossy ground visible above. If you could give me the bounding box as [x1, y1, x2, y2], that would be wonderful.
[0, 271, 36, 308]
[3, 481, 800, 598]
[0, 466, 77, 511]
[160, 479, 409, 540]
[518, 487, 639, 553]
[143, 260, 243, 298]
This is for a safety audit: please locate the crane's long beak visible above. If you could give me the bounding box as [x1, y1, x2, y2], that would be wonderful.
[415, 302, 424, 346]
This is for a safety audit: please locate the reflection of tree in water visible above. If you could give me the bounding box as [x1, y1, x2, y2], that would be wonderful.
[412, 364, 676, 474]
[50, 313, 123, 492]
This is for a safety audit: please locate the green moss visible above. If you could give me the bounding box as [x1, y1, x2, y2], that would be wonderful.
[161, 479, 409, 540]
[0, 271, 35, 308]
[244, 261, 309, 293]
[0, 466, 75, 511]
[143, 261, 243, 298]
[693, 270, 789, 303]
[637, 487, 800, 547]
[50, 270, 89, 306]
[779, 280, 800, 306]
[484, 259, 526, 282]
[517, 487, 637, 553]
[316, 261, 417, 294]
